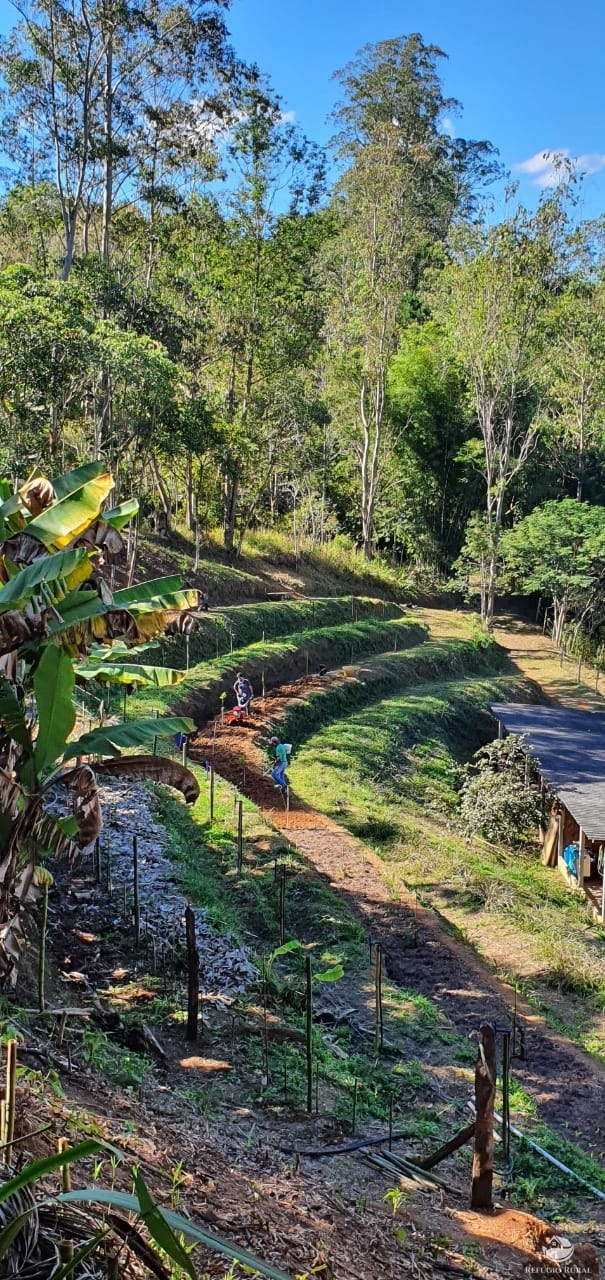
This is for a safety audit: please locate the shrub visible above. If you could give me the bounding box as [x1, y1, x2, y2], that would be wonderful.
[459, 734, 541, 845]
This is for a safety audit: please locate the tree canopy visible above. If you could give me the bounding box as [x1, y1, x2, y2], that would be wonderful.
[0, 19, 605, 649]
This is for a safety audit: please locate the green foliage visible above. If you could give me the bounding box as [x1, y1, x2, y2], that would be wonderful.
[459, 734, 541, 844]
[502, 498, 605, 643]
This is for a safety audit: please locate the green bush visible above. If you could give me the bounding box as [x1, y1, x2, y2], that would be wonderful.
[459, 734, 541, 845]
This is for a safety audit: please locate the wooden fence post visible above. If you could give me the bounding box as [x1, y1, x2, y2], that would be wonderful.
[471, 1023, 496, 1210]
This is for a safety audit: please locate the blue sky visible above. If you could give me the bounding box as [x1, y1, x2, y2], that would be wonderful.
[0, 0, 604, 216]
[225, 0, 605, 218]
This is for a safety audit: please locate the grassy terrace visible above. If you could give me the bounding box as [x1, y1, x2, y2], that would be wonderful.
[126, 613, 429, 723]
[154, 595, 402, 669]
[288, 674, 605, 1059]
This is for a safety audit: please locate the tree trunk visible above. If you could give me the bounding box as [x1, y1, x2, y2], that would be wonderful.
[61, 208, 78, 281]
[49, 404, 60, 463]
[101, 24, 114, 265]
[150, 454, 172, 530]
[223, 473, 238, 555]
[185, 453, 195, 532]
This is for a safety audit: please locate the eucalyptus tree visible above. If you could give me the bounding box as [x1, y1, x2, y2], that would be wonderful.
[430, 193, 571, 625]
[194, 75, 327, 554]
[320, 34, 498, 559]
[0, 0, 233, 277]
[542, 276, 605, 500]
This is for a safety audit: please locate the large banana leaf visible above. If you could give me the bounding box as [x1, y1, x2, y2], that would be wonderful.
[0, 549, 91, 614]
[63, 715, 194, 761]
[27, 472, 115, 551]
[57, 1189, 292, 1280]
[127, 591, 199, 618]
[52, 460, 107, 501]
[112, 576, 185, 605]
[103, 498, 139, 530]
[34, 645, 76, 776]
[48, 590, 105, 630]
[87, 641, 159, 659]
[74, 660, 186, 688]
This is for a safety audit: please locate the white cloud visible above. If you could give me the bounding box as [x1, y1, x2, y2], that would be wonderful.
[442, 116, 456, 138]
[280, 110, 296, 125]
[514, 148, 605, 188]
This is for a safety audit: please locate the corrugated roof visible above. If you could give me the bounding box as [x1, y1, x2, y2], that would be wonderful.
[490, 703, 605, 841]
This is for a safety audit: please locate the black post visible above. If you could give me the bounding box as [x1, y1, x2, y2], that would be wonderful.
[237, 800, 243, 872]
[375, 943, 383, 1052]
[185, 905, 199, 1042]
[305, 955, 313, 1114]
[133, 836, 140, 948]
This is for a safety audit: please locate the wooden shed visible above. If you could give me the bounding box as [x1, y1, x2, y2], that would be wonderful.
[490, 703, 605, 921]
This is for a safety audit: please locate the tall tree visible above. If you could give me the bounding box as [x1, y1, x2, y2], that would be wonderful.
[194, 76, 326, 554]
[542, 277, 605, 500]
[321, 34, 498, 558]
[0, 0, 232, 277]
[430, 194, 570, 625]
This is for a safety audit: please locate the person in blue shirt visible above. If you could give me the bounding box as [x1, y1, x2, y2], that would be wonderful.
[268, 736, 292, 789]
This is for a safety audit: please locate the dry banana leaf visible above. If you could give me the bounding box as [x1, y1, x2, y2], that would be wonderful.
[91, 755, 200, 803]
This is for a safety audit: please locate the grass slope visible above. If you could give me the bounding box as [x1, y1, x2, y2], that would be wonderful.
[137, 527, 407, 606]
[155, 595, 402, 670]
[290, 674, 605, 1059]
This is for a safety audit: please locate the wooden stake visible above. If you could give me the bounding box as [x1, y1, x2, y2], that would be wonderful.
[210, 763, 215, 821]
[305, 955, 313, 1114]
[471, 1023, 496, 1210]
[152, 708, 159, 757]
[374, 943, 384, 1052]
[133, 836, 140, 948]
[4, 1039, 17, 1165]
[38, 878, 49, 1013]
[279, 865, 286, 945]
[57, 1137, 71, 1192]
[181, 738, 188, 768]
[185, 905, 199, 1043]
[237, 800, 243, 872]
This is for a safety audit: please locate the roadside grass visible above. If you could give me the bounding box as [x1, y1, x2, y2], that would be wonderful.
[289, 676, 605, 1060]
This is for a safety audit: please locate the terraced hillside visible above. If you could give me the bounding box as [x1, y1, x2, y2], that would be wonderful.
[64, 594, 605, 1272]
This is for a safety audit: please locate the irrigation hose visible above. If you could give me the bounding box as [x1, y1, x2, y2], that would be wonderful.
[467, 1103, 605, 1203]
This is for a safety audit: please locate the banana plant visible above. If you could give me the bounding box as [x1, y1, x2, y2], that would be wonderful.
[0, 461, 202, 986]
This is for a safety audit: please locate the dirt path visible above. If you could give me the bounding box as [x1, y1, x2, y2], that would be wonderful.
[190, 679, 605, 1167]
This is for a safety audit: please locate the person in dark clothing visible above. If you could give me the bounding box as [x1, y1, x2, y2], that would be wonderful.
[233, 672, 254, 713]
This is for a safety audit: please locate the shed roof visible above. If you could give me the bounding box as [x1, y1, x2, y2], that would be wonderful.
[490, 703, 605, 841]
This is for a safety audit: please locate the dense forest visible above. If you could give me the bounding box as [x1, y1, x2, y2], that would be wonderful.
[2, 1, 605, 637]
